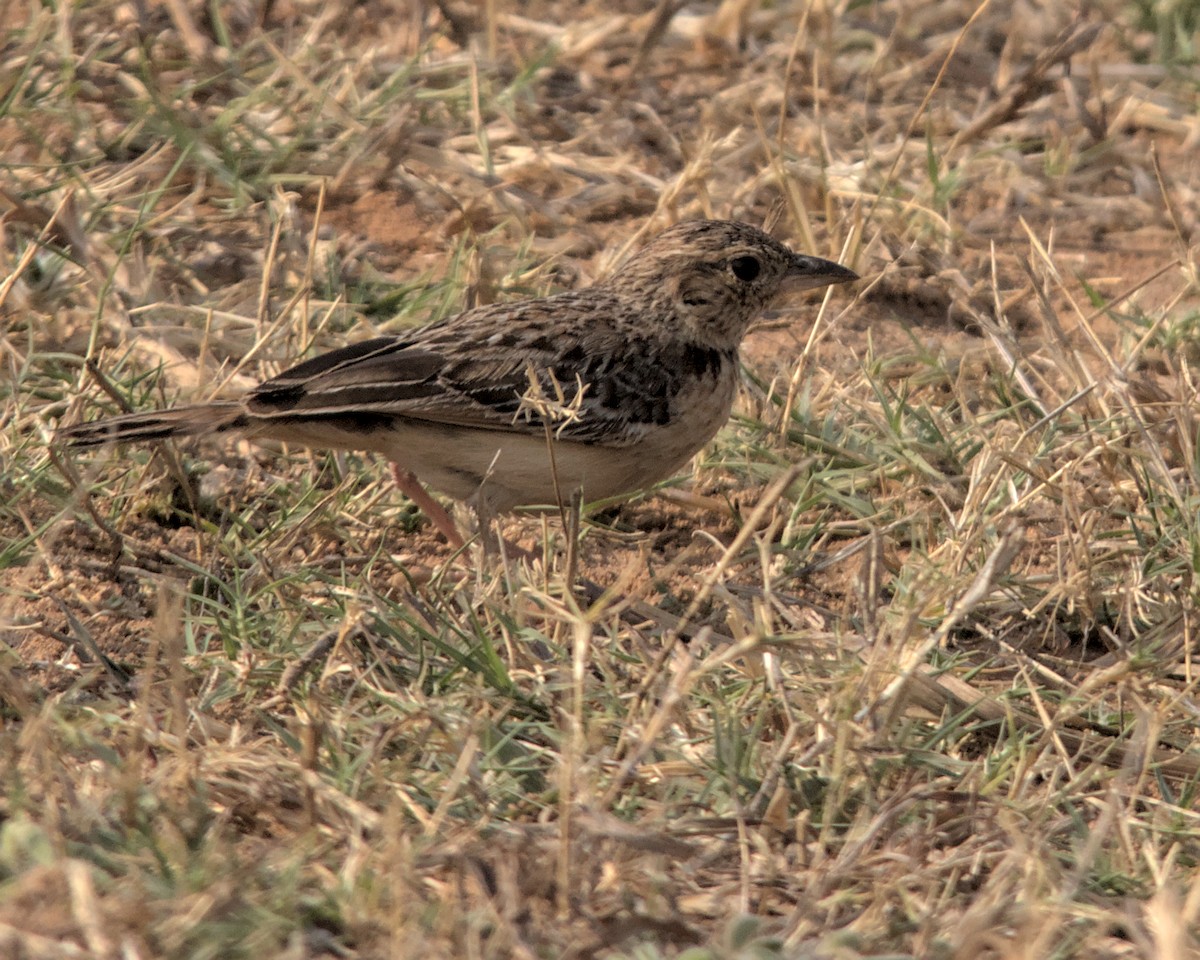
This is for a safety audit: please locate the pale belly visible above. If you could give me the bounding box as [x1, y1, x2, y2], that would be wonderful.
[382, 370, 736, 512]
[391, 429, 666, 509]
[252, 365, 738, 513]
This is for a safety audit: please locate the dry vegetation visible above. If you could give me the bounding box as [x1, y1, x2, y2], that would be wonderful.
[3, 0, 1200, 956]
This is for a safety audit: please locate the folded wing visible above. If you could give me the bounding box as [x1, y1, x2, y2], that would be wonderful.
[244, 296, 719, 448]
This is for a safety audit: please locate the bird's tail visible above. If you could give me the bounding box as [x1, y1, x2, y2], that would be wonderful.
[57, 402, 249, 448]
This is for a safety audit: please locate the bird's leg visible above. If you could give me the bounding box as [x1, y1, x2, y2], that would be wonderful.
[474, 496, 542, 563]
[389, 465, 537, 563]
[473, 499, 499, 557]
[390, 463, 466, 550]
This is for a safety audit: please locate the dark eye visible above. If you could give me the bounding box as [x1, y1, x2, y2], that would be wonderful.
[730, 255, 761, 282]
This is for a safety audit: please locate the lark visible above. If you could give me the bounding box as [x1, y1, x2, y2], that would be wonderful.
[59, 220, 857, 547]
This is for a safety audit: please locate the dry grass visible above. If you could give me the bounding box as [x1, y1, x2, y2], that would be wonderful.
[3, 0, 1200, 957]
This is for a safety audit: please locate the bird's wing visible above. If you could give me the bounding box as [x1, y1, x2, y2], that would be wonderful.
[244, 296, 715, 448]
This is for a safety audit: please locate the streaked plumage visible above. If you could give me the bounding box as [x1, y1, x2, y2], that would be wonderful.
[59, 220, 857, 537]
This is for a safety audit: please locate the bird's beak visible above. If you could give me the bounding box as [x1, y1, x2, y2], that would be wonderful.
[784, 254, 859, 292]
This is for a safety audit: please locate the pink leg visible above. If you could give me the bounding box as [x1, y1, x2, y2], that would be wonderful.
[389, 463, 540, 563]
[390, 463, 465, 550]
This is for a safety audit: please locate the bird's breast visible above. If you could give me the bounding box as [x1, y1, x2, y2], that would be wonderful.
[372, 347, 739, 513]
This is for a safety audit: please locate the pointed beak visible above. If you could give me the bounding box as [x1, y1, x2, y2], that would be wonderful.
[785, 253, 859, 292]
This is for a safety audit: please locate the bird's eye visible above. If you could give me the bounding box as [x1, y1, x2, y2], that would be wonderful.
[730, 255, 761, 282]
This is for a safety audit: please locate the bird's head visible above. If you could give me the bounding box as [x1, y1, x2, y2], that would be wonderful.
[605, 219, 858, 350]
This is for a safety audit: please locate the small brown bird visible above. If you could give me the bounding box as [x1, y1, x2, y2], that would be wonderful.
[60, 220, 857, 547]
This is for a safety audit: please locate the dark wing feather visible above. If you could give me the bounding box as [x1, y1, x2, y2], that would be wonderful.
[248, 337, 447, 412]
[243, 294, 728, 447]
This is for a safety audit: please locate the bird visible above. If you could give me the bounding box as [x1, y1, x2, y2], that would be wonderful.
[58, 219, 857, 549]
